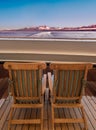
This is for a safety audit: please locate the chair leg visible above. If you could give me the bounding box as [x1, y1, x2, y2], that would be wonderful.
[41, 107, 43, 130]
[81, 106, 88, 130]
[52, 105, 54, 130]
[8, 107, 14, 130]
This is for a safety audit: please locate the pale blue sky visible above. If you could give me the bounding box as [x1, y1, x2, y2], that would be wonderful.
[0, 0, 96, 30]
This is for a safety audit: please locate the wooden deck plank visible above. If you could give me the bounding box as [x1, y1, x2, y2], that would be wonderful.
[10, 108, 21, 130]
[48, 102, 52, 130]
[85, 96, 96, 119]
[43, 101, 49, 130]
[59, 108, 68, 130]
[13, 109, 26, 130]
[69, 108, 81, 130]
[73, 107, 83, 129]
[82, 97, 96, 130]
[92, 96, 96, 104]
[0, 98, 12, 130]
[0, 98, 5, 108]
[55, 108, 62, 130]
[0, 98, 9, 119]
[64, 108, 75, 130]
[36, 108, 41, 130]
[22, 108, 32, 130]
[1, 96, 96, 130]
[87, 96, 96, 111]
[80, 105, 94, 130]
[28, 108, 36, 130]
[73, 108, 84, 130]
[1, 101, 11, 130]
[2, 120, 8, 130]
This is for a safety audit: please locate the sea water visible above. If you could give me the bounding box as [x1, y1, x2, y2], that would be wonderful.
[0, 31, 96, 39]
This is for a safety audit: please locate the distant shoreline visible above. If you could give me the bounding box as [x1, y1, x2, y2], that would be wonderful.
[1, 29, 96, 32]
[0, 37, 96, 41]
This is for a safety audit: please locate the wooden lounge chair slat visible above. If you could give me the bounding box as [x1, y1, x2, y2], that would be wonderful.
[24, 70, 28, 97]
[60, 71, 64, 97]
[14, 70, 19, 97]
[68, 70, 73, 97]
[34, 70, 37, 97]
[58, 71, 62, 96]
[53, 103, 82, 108]
[74, 71, 79, 97]
[11, 119, 41, 124]
[29, 71, 33, 97]
[76, 71, 83, 96]
[19, 70, 24, 96]
[72, 70, 77, 97]
[54, 118, 84, 123]
[15, 97, 40, 100]
[56, 97, 80, 100]
[63, 70, 67, 97]
[12, 104, 42, 108]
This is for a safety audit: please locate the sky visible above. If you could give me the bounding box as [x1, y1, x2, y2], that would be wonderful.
[0, 0, 96, 30]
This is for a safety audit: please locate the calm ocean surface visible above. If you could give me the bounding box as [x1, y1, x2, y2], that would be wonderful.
[0, 31, 96, 39]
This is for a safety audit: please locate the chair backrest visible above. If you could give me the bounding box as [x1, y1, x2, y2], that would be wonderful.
[4, 62, 46, 103]
[50, 63, 92, 103]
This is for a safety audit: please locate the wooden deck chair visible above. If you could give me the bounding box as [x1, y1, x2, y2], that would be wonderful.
[4, 62, 46, 130]
[48, 63, 92, 130]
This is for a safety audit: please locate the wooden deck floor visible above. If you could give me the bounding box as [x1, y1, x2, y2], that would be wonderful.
[0, 91, 96, 130]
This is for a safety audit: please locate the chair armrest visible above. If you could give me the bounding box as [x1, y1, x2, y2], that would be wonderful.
[42, 74, 47, 95]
